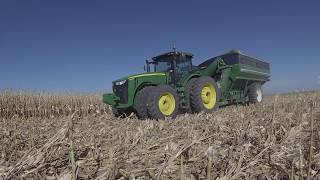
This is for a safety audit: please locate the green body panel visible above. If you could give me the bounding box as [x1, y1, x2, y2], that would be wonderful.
[103, 51, 270, 112]
[103, 72, 168, 109]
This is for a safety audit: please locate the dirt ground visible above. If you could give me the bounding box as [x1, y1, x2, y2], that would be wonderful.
[0, 91, 319, 179]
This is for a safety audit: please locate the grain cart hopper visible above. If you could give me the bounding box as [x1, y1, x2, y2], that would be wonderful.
[103, 50, 270, 119]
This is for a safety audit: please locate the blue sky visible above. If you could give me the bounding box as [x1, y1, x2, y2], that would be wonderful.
[1, 0, 319, 93]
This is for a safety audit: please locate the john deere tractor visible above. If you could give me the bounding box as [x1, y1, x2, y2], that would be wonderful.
[103, 50, 270, 119]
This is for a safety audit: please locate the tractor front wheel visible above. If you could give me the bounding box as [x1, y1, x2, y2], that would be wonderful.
[112, 107, 131, 118]
[147, 85, 179, 119]
[135, 86, 155, 119]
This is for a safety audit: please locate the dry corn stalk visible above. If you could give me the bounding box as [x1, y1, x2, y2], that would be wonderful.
[0, 90, 319, 179]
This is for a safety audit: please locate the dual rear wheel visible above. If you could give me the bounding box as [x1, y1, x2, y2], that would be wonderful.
[188, 76, 220, 113]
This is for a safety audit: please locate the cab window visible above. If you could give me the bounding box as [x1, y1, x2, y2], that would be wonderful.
[155, 61, 172, 72]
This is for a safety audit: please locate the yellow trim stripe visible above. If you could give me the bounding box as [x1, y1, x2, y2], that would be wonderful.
[128, 73, 166, 80]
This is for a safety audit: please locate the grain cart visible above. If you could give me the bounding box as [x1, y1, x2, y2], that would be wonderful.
[103, 50, 270, 119]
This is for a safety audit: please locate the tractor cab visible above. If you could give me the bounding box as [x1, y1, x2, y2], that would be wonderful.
[145, 51, 194, 82]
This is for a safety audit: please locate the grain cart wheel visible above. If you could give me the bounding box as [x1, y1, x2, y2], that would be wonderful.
[248, 83, 263, 103]
[147, 85, 179, 119]
[135, 86, 155, 119]
[190, 76, 220, 113]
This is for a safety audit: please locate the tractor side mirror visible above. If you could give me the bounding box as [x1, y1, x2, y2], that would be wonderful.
[144, 65, 146, 71]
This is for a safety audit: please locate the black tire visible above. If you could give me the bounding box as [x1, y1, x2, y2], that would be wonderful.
[248, 83, 263, 103]
[112, 107, 128, 118]
[186, 78, 198, 113]
[147, 85, 179, 119]
[134, 86, 155, 119]
[190, 76, 220, 113]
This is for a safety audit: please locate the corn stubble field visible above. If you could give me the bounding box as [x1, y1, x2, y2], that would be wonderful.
[0, 91, 319, 180]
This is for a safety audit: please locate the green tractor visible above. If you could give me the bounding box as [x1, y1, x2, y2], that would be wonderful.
[103, 50, 270, 119]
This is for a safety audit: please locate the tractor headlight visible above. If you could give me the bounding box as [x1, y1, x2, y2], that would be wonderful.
[115, 79, 127, 86]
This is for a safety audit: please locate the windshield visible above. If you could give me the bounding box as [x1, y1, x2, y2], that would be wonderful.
[155, 61, 172, 72]
[176, 59, 192, 74]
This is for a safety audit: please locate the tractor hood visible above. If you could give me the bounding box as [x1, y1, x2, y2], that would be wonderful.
[113, 72, 167, 84]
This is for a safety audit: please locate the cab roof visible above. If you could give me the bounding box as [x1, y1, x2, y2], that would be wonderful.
[152, 51, 193, 61]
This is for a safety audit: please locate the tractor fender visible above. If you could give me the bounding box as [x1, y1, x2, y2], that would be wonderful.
[182, 74, 201, 87]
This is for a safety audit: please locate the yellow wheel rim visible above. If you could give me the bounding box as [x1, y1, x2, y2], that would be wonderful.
[201, 82, 216, 109]
[158, 92, 175, 116]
